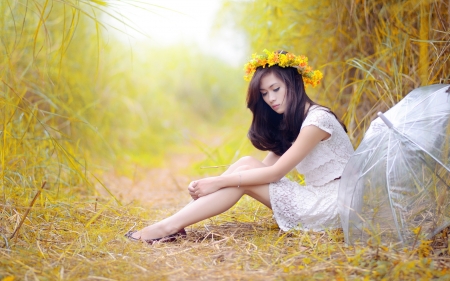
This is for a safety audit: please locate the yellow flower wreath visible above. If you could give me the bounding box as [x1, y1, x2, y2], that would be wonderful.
[243, 49, 323, 87]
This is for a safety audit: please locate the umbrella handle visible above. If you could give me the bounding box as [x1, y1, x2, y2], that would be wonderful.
[378, 112, 394, 128]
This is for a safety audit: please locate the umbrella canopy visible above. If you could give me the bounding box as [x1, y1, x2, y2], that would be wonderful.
[338, 84, 450, 247]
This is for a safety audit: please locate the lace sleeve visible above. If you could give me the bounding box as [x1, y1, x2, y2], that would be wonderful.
[301, 108, 334, 135]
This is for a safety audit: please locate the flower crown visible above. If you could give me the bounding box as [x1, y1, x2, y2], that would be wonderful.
[243, 49, 323, 87]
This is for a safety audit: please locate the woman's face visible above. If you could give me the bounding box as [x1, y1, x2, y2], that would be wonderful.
[259, 72, 287, 114]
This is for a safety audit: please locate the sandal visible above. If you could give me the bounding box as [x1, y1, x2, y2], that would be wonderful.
[124, 229, 187, 245]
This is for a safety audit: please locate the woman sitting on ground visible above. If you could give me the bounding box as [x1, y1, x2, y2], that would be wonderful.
[125, 50, 355, 243]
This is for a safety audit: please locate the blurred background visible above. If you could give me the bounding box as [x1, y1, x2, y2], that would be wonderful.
[1, 0, 449, 205]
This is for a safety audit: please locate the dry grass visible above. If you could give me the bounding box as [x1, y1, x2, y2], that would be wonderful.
[1, 145, 449, 280]
[1, 173, 450, 280]
[223, 0, 450, 145]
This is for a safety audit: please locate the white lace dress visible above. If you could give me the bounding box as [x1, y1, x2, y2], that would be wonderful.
[269, 106, 354, 231]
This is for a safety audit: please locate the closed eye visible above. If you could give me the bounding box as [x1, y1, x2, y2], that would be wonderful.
[261, 92, 267, 97]
[273, 87, 280, 92]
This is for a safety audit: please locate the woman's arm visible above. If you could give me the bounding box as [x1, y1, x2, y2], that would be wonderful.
[194, 125, 330, 197]
[262, 151, 280, 166]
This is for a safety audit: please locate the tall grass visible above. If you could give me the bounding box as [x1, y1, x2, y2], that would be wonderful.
[0, 1, 252, 278]
[1, 0, 248, 183]
[1, 0, 103, 202]
[222, 0, 450, 144]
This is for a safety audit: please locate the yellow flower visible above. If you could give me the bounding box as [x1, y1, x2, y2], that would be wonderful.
[279, 54, 288, 66]
[243, 50, 323, 87]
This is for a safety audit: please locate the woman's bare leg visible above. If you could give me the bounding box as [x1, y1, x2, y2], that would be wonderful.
[131, 183, 271, 240]
[221, 156, 265, 176]
[156, 155, 267, 214]
[131, 156, 271, 240]
[173, 156, 263, 210]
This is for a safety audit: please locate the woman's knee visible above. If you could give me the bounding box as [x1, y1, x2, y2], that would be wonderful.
[234, 164, 252, 172]
[224, 156, 265, 176]
[235, 156, 264, 168]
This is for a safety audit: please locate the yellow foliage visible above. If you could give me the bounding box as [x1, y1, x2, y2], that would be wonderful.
[418, 240, 433, 258]
[222, 0, 450, 145]
[90, 0, 107, 6]
[413, 226, 422, 235]
[302, 257, 312, 265]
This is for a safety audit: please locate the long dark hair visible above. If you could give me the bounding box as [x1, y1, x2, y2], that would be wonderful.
[246, 65, 346, 156]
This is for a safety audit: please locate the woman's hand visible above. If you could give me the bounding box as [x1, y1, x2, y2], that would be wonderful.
[188, 181, 199, 200]
[187, 177, 222, 199]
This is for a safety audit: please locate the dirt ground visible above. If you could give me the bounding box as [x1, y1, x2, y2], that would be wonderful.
[97, 153, 206, 211]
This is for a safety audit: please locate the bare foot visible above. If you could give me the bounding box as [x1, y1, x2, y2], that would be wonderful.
[130, 227, 186, 243]
[131, 225, 178, 241]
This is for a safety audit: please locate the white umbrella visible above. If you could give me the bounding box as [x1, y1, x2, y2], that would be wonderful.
[338, 84, 450, 246]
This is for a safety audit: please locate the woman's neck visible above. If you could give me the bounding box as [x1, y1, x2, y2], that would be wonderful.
[304, 102, 311, 114]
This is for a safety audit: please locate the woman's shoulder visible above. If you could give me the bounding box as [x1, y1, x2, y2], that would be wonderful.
[302, 105, 340, 133]
[308, 105, 331, 114]
[304, 105, 334, 123]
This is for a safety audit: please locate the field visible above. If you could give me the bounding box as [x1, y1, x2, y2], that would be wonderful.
[1, 0, 450, 280]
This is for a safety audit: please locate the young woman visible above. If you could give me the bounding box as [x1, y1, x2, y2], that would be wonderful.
[125, 50, 354, 244]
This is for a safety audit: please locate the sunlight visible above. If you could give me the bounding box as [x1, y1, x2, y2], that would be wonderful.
[105, 0, 246, 66]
